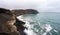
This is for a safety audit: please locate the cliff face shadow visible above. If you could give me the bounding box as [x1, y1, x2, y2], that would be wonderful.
[15, 18, 27, 35]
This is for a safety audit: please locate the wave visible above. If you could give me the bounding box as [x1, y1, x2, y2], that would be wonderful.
[17, 13, 60, 35]
[17, 15, 37, 35]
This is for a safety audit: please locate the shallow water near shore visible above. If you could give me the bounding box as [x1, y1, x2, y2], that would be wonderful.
[17, 12, 60, 35]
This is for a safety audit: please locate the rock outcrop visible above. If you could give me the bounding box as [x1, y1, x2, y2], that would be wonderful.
[0, 8, 38, 35]
[0, 8, 19, 35]
[15, 18, 27, 35]
[12, 9, 39, 16]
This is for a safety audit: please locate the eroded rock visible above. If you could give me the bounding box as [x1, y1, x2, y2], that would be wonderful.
[0, 8, 38, 35]
[0, 8, 19, 35]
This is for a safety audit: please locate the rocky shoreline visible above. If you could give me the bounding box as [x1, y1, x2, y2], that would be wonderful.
[0, 8, 38, 35]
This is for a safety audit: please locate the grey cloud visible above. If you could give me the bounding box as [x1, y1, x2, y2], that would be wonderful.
[0, 0, 60, 12]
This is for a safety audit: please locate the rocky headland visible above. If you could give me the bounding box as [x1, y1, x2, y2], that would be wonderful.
[0, 8, 38, 35]
[12, 9, 39, 16]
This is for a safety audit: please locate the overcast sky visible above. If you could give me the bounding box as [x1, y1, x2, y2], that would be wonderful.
[0, 0, 60, 12]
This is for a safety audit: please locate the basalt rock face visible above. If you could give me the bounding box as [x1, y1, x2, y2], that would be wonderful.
[12, 9, 39, 16]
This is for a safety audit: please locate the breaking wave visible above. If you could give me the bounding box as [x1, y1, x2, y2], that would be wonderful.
[17, 12, 60, 35]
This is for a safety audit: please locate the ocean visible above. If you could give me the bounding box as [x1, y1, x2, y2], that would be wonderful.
[17, 12, 60, 35]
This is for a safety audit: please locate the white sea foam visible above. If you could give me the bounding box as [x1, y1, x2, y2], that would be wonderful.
[45, 24, 52, 32]
[54, 29, 58, 33]
[24, 29, 37, 35]
[17, 15, 37, 35]
[17, 15, 52, 35]
[42, 24, 52, 35]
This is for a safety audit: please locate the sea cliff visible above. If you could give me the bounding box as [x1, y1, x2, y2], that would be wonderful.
[0, 8, 38, 35]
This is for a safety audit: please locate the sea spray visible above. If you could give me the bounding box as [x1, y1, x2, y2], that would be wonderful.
[17, 12, 60, 35]
[17, 15, 37, 35]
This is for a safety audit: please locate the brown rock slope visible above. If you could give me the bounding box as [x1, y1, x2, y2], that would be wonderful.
[0, 8, 19, 35]
[0, 8, 38, 35]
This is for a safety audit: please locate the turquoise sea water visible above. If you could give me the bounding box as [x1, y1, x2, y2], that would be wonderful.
[18, 12, 60, 35]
